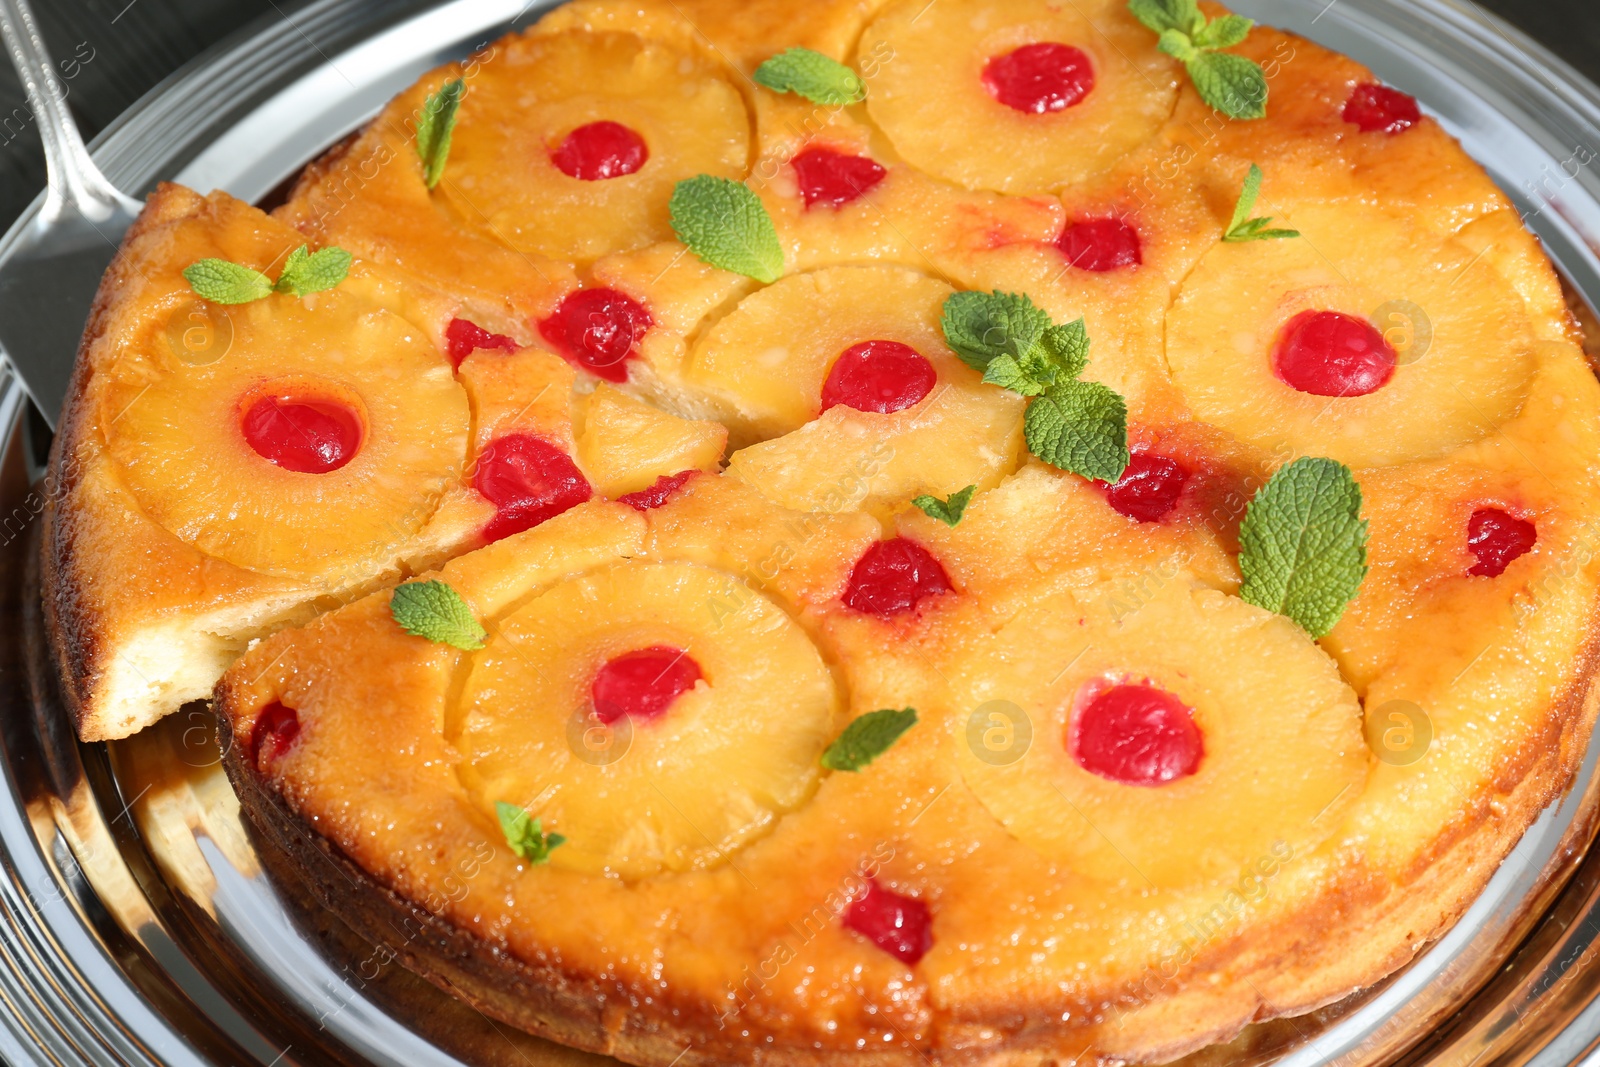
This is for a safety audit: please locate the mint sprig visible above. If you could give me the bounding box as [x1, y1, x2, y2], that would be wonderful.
[753, 48, 865, 106]
[389, 579, 487, 651]
[184, 243, 353, 305]
[496, 802, 565, 864]
[670, 175, 784, 283]
[1129, 0, 1266, 120]
[417, 78, 464, 189]
[1224, 164, 1299, 242]
[822, 708, 917, 772]
[1238, 457, 1369, 638]
[941, 292, 1128, 483]
[912, 485, 975, 527]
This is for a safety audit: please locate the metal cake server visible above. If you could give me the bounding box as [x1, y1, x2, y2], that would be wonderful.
[0, 0, 142, 429]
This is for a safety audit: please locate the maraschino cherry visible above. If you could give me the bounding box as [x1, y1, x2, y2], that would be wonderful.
[445, 317, 517, 368]
[1057, 217, 1142, 272]
[474, 434, 593, 542]
[821, 341, 936, 414]
[252, 701, 301, 770]
[1096, 451, 1188, 522]
[1272, 310, 1396, 397]
[539, 288, 653, 383]
[1342, 83, 1421, 134]
[1467, 508, 1536, 577]
[617, 470, 698, 511]
[242, 395, 363, 474]
[843, 538, 953, 619]
[791, 146, 886, 209]
[552, 121, 649, 181]
[1070, 681, 1203, 786]
[983, 43, 1095, 114]
[842, 879, 932, 964]
[591, 646, 702, 724]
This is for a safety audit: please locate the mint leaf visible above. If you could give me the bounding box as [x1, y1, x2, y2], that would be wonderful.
[389, 579, 487, 650]
[981, 351, 1054, 396]
[275, 244, 353, 297]
[753, 48, 865, 106]
[940, 290, 1052, 372]
[822, 707, 916, 771]
[1040, 320, 1090, 379]
[912, 485, 975, 527]
[1128, 0, 1202, 35]
[1157, 28, 1199, 63]
[1024, 380, 1129, 483]
[1194, 13, 1253, 49]
[183, 259, 273, 305]
[496, 802, 565, 864]
[1238, 457, 1369, 638]
[417, 78, 464, 190]
[1224, 165, 1298, 242]
[670, 176, 784, 283]
[1188, 50, 1267, 119]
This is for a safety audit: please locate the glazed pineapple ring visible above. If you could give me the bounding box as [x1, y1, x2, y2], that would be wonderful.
[1165, 202, 1538, 468]
[436, 30, 749, 263]
[954, 579, 1368, 889]
[862, 0, 1181, 194]
[452, 559, 839, 879]
[100, 280, 469, 580]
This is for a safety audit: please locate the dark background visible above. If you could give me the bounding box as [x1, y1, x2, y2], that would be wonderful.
[0, 0, 1595, 229]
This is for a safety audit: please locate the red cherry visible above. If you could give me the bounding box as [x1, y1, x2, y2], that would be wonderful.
[1070, 682, 1203, 786]
[821, 340, 936, 415]
[445, 317, 517, 368]
[982, 43, 1095, 114]
[241, 395, 363, 474]
[1272, 310, 1396, 397]
[1096, 452, 1188, 522]
[474, 434, 593, 542]
[539, 288, 653, 383]
[1342, 83, 1421, 134]
[790, 147, 887, 209]
[1467, 507, 1536, 577]
[842, 879, 932, 965]
[591, 646, 703, 725]
[1057, 217, 1142, 272]
[842, 538, 952, 619]
[617, 470, 698, 511]
[551, 121, 649, 181]
[252, 701, 301, 771]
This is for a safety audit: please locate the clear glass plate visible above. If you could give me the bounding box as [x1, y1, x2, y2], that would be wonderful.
[3, 1, 1600, 1064]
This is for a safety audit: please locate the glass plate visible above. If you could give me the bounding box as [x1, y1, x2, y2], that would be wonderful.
[3, 0, 1600, 1064]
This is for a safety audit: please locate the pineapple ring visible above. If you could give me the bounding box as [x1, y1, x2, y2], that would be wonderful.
[861, 0, 1180, 194]
[953, 579, 1368, 889]
[689, 265, 1025, 514]
[101, 286, 468, 581]
[451, 559, 839, 879]
[436, 31, 749, 264]
[1165, 203, 1537, 468]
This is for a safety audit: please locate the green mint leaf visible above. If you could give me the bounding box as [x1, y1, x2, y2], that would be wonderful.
[496, 802, 565, 864]
[1157, 28, 1198, 63]
[183, 259, 273, 305]
[1238, 457, 1369, 639]
[1187, 50, 1267, 119]
[389, 579, 487, 650]
[753, 48, 865, 106]
[912, 485, 976, 527]
[416, 78, 464, 190]
[940, 290, 1052, 372]
[981, 351, 1054, 395]
[670, 175, 784, 283]
[1040, 319, 1090, 379]
[1193, 13, 1253, 49]
[1128, 0, 1202, 35]
[1024, 380, 1129, 483]
[1224, 165, 1299, 242]
[274, 244, 353, 297]
[821, 707, 917, 771]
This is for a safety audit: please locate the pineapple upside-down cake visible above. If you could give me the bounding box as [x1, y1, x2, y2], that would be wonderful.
[40, 0, 1600, 1062]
